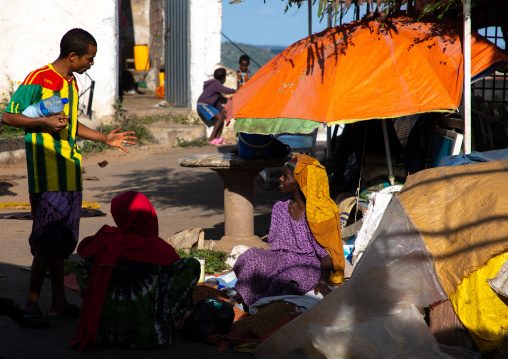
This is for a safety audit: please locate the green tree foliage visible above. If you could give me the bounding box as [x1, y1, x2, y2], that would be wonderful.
[282, 0, 478, 22]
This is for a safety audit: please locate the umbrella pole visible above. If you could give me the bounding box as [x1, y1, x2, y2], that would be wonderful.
[463, 0, 472, 154]
[307, 0, 312, 36]
[381, 119, 395, 186]
[327, 125, 332, 159]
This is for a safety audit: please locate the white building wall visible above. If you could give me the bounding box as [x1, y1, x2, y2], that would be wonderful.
[189, 0, 222, 110]
[131, 0, 151, 45]
[0, 1, 118, 128]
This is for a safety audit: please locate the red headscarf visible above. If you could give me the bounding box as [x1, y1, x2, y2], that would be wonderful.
[71, 191, 179, 351]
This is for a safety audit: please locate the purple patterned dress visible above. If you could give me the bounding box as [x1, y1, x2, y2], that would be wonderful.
[233, 196, 329, 306]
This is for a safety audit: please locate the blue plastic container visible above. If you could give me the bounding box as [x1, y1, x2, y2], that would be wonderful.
[238, 132, 273, 159]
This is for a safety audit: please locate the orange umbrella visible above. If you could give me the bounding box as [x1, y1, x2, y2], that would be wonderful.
[227, 15, 508, 135]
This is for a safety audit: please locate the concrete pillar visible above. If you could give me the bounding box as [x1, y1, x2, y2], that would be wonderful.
[213, 168, 261, 244]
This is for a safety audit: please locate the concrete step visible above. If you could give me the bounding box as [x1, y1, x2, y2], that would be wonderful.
[149, 122, 207, 146]
[0, 136, 25, 164]
[0, 123, 213, 164]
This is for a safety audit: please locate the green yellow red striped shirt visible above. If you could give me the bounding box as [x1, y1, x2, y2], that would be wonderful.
[6, 64, 82, 193]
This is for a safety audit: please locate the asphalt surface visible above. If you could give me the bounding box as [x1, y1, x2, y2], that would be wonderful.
[0, 142, 293, 359]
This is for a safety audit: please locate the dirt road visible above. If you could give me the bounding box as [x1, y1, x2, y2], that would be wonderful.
[0, 143, 286, 359]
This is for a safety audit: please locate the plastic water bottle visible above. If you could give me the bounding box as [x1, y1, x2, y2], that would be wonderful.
[22, 96, 69, 118]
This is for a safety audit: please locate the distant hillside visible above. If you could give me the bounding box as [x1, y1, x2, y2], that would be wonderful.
[221, 42, 285, 74]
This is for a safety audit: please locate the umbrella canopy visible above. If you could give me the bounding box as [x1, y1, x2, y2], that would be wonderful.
[227, 15, 508, 135]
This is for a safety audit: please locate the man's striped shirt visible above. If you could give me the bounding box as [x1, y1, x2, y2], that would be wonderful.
[6, 64, 82, 193]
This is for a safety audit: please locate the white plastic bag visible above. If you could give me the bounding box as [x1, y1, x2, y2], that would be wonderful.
[225, 244, 250, 267]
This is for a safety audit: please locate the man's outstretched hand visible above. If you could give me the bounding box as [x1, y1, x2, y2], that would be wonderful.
[105, 126, 137, 153]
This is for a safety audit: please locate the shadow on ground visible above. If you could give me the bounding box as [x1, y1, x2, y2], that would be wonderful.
[0, 260, 252, 359]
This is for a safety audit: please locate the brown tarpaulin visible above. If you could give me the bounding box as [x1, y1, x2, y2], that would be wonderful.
[398, 159, 508, 297]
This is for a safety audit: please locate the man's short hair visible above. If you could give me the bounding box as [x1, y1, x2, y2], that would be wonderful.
[59, 28, 97, 59]
[213, 68, 227, 80]
[239, 54, 250, 63]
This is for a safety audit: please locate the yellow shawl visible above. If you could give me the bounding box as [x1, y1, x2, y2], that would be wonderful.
[292, 154, 345, 284]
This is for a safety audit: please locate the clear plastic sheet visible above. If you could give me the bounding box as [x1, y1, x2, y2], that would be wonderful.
[308, 304, 452, 359]
[254, 197, 447, 359]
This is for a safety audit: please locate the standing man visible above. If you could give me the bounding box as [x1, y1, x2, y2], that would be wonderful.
[2, 28, 136, 327]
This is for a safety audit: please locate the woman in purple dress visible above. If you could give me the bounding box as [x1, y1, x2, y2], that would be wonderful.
[234, 155, 345, 307]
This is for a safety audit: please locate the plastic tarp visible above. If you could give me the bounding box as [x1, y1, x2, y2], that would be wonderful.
[398, 159, 508, 353]
[438, 148, 508, 167]
[308, 303, 452, 359]
[451, 252, 508, 352]
[397, 159, 508, 298]
[254, 197, 447, 358]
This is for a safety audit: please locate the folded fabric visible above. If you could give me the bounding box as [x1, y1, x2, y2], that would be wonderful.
[249, 292, 323, 315]
[208, 313, 302, 351]
[204, 271, 238, 289]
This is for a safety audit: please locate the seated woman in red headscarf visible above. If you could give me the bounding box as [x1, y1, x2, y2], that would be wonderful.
[72, 191, 200, 351]
[233, 154, 346, 307]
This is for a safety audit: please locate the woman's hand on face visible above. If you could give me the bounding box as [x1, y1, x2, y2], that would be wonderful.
[314, 281, 332, 297]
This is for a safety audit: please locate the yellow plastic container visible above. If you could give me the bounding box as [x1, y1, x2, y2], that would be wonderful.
[133, 45, 150, 71]
[159, 71, 165, 86]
